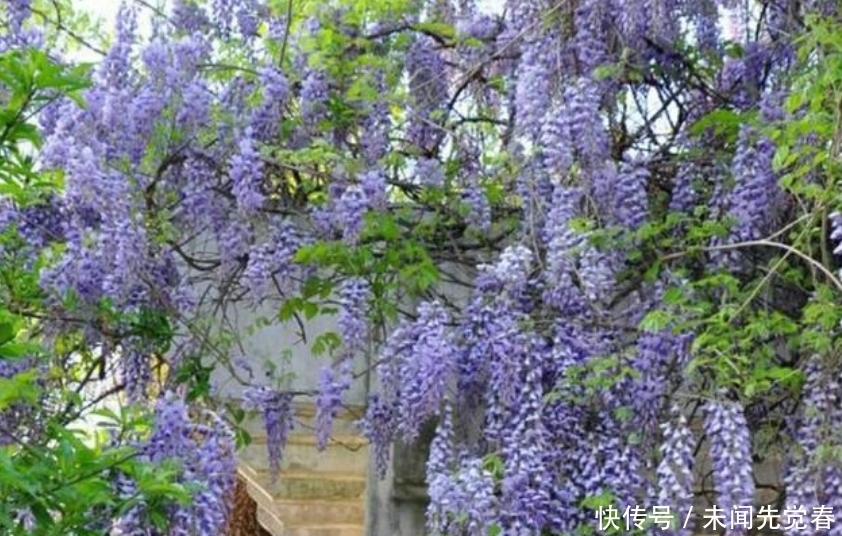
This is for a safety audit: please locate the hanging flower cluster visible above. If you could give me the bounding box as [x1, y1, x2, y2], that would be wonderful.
[3, 0, 842, 533]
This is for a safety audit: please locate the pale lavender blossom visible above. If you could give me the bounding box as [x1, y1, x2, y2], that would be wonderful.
[230, 133, 265, 213]
[338, 185, 368, 243]
[657, 408, 696, 536]
[704, 399, 755, 535]
[314, 360, 352, 450]
[242, 387, 296, 480]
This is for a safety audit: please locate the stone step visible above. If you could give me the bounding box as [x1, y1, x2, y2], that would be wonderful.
[257, 504, 286, 535]
[239, 435, 369, 476]
[283, 524, 365, 536]
[242, 470, 278, 510]
[273, 500, 366, 526]
[235, 404, 369, 536]
[253, 471, 367, 501]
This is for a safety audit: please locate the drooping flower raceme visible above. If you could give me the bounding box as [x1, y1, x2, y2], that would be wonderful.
[243, 216, 302, 300]
[250, 65, 289, 142]
[784, 355, 842, 531]
[727, 125, 780, 245]
[358, 394, 397, 478]
[314, 360, 353, 450]
[300, 68, 329, 129]
[338, 278, 370, 354]
[426, 405, 497, 536]
[657, 408, 696, 536]
[396, 301, 458, 443]
[703, 399, 755, 535]
[406, 35, 448, 153]
[242, 387, 296, 479]
[230, 132, 265, 214]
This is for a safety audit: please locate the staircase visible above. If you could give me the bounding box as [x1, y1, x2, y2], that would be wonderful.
[238, 404, 369, 536]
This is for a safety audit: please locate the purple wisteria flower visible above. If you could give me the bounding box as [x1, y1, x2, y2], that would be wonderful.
[300, 69, 329, 128]
[338, 278, 370, 353]
[415, 157, 445, 187]
[514, 34, 554, 140]
[426, 405, 498, 535]
[831, 213, 842, 277]
[784, 355, 842, 532]
[250, 66, 289, 141]
[463, 176, 491, 232]
[122, 341, 153, 404]
[113, 392, 237, 535]
[614, 158, 650, 231]
[230, 132, 265, 214]
[455, 14, 500, 41]
[358, 393, 397, 478]
[243, 216, 301, 300]
[727, 125, 779, 244]
[171, 0, 210, 34]
[657, 408, 696, 536]
[406, 36, 448, 152]
[314, 360, 352, 450]
[396, 301, 458, 442]
[704, 399, 755, 535]
[338, 185, 369, 243]
[242, 386, 296, 479]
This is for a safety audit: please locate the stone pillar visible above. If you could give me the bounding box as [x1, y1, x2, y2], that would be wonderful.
[365, 420, 436, 536]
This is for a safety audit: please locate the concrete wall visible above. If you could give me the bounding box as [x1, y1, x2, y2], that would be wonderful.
[213, 296, 372, 406]
[181, 227, 374, 406]
[365, 421, 437, 536]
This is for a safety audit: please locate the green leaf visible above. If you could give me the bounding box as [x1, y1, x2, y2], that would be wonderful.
[662, 286, 683, 305]
[0, 370, 39, 408]
[689, 109, 744, 139]
[580, 489, 616, 511]
[312, 332, 341, 356]
[0, 321, 15, 345]
[413, 22, 456, 40]
[639, 310, 671, 332]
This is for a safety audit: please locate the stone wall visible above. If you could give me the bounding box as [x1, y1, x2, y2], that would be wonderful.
[365, 421, 437, 536]
[213, 293, 372, 405]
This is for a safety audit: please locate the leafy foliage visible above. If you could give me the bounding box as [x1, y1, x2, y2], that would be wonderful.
[5, 0, 842, 534]
[0, 44, 203, 535]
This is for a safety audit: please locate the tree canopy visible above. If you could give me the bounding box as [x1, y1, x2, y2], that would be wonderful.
[2, 0, 842, 534]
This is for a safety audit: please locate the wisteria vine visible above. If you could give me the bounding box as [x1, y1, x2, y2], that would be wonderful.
[3, 0, 842, 534]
